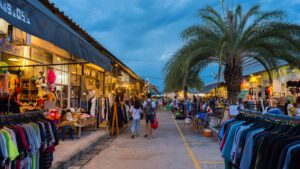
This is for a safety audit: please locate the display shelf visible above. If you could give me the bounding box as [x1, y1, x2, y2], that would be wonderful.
[20, 78, 38, 103]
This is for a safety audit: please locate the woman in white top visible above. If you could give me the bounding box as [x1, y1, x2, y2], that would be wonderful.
[130, 100, 142, 138]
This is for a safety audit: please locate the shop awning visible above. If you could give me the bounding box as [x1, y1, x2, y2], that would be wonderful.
[0, 0, 111, 70]
[200, 82, 221, 93]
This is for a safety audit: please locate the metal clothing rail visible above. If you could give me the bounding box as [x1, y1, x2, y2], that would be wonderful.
[239, 108, 300, 123]
[0, 110, 45, 118]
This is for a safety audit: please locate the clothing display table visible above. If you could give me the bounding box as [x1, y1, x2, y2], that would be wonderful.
[75, 117, 97, 138]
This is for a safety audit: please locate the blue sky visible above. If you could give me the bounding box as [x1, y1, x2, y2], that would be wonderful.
[50, 0, 300, 92]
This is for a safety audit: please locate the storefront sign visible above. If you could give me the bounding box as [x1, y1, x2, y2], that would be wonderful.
[0, 0, 30, 25]
[0, 0, 111, 71]
[84, 66, 98, 78]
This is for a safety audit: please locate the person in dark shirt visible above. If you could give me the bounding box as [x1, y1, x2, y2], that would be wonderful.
[0, 92, 20, 113]
[9, 92, 21, 113]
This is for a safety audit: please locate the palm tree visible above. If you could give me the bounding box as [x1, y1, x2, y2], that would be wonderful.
[166, 4, 300, 104]
[164, 42, 209, 97]
[164, 64, 204, 93]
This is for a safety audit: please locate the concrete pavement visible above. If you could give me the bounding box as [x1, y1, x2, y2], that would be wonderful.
[82, 111, 224, 169]
[52, 129, 108, 169]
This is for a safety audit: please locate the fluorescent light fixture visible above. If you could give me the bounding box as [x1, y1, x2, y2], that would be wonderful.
[8, 58, 20, 62]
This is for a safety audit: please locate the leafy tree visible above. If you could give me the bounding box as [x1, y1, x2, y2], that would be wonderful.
[166, 4, 300, 103]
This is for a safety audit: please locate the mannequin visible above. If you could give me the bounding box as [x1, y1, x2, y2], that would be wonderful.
[36, 71, 46, 97]
[101, 97, 105, 120]
[108, 92, 114, 108]
[88, 90, 96, 116]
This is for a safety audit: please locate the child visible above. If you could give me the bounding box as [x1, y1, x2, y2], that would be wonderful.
[130, 100, 142, 138]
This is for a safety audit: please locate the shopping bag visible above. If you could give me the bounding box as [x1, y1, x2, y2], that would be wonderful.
[151, 118, 159, 129]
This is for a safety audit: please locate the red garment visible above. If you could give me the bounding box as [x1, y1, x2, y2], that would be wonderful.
[38, 98, 44, 109]
[220, 129, 228, 151]
[15, 87, 21, 94]
[14, 126, 29, 151]
[16, 160, 21, 169]
[49, 145, 55, 152]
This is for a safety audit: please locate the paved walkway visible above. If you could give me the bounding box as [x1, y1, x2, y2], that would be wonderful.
[82, 111, 224, 169]
[52, 129, 108, 169]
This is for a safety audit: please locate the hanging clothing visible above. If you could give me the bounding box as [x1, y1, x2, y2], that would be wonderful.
[219, 113, 300, 169]
[101, 98, 105, 120]
[0, 114, 58, 169]
[87, 96, 96, 116]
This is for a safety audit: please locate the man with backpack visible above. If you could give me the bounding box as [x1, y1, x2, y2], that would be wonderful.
[143, 93, 157, 139]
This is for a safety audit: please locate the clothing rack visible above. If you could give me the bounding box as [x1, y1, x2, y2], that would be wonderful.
[239, 108, 300, 123]
[0, 110, 45, 118]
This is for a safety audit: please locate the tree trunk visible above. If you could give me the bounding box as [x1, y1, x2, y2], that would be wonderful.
[182, 70, 189, 101]
[183, 86, 188, 100]
[224, 64, 242, 104]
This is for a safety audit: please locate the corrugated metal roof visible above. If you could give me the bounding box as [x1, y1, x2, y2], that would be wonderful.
[199, 82, 223, 93]
[203, 60, 287, 87]
[39, 0, 144, 82]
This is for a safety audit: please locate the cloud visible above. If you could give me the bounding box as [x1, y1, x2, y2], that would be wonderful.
[50, 0, 300, 91]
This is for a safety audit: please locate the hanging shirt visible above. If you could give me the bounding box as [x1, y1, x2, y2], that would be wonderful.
[219, 119, 235, 141]
[239, 128, 264, 169]
[221, 121, 244, 167]
[1, 129, 19, 161]
[230, 124, 253, 165]
[283, 144, 300, 169]
[0, 133, 8, 166]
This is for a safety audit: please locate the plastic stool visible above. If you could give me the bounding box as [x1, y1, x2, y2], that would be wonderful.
[61, 125, 75, 141]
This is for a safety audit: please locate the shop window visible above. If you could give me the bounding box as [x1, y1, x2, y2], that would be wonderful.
[31, 47, 52, 64]
[70, 64, 82, 75]
[53, 55, 69, 71]
[56, 85, 68, 109]
[54, 70, 69, 85]
[70, 64, 82, 108]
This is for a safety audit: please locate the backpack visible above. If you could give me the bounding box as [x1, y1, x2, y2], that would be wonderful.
[145, 100, 154, 115]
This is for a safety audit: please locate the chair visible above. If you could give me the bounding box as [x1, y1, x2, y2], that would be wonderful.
[193, 113, 208, 133]
[208, 107, 225, 128]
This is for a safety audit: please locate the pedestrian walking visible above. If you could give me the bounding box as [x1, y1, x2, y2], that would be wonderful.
[171, 96, 179, 112]
[143, 93, 156, 139]
[130, 100, 142, 138]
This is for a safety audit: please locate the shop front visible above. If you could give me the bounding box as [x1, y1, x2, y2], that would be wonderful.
[0, 1, 152, 168]
[238, 65, 300, 108]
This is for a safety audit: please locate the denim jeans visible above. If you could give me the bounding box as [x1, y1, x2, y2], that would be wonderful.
[131, 119, 140, 135]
